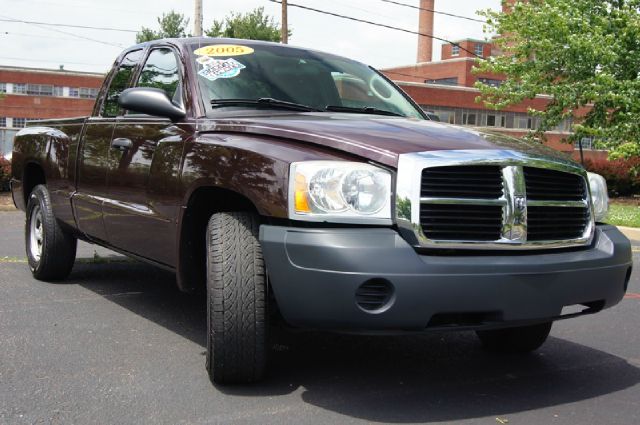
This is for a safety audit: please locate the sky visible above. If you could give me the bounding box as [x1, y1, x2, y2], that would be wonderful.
[0, 0, 500, 74]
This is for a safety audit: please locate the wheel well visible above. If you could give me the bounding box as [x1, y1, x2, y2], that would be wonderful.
[23, 163, 46, 205]
[178, 186, 258, 293]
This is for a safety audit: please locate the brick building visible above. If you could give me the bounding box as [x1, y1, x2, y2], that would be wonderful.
[381, 0, 606, 161]
[0, 66, 104, 155]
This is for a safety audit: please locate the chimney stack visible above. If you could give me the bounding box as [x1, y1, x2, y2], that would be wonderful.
[417, 0, 435, 63]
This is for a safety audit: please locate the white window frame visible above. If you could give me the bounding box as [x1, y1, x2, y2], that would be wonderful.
[475, 43, 484, 57]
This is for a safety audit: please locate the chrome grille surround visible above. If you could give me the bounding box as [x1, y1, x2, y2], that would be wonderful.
[396, 149, 595, 250]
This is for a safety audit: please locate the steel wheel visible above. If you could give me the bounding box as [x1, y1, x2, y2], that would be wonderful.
[25, 184, 77, 280]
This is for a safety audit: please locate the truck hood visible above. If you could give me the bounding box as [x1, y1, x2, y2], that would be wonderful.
[199, 113, 575, 167]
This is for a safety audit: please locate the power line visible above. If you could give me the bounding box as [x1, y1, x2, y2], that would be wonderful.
[379, 0, 486, 24]
[382, 69, 430, 81]
[1, 31, 98, 43]
[325, 0, 400, 20]
[0, 56, 110, 67]
[0, 15, 126, 48]
[382, 69, 472, 85]
[0, 18, 137, 33]
[267, 0, 483, 59]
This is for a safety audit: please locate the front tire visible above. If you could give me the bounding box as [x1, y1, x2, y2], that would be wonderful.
[205, 211, 267, 385]
[476, 322, 552, 353]
[25, 184, 77, 280]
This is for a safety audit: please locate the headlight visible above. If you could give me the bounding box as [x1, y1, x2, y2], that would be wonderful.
[588, 172, 609, 222]
[289, 161, 392, 223]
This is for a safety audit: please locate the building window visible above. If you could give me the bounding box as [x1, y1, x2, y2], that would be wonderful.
[463, 112, 477, 126]
[0, 117, 6, 127]
[554, 117, 573, 132]
[477, 78, 503, 87]
[27, 84, 54, 96]
[475, 43, 484, 57]
[12, 118, 27, 128]
[575, 137, 595, 150]
[484, 114, 506, 127]
[420, 105, 556, 131]
[451, 44, 460, 56]
[425, 77, 458, 86]
[14, 83, 27, 94]
[517, 116, 535, 130]
[0, 83, 6, 93]
[73, 87, 98, 99]
[53, 86, 64, 97]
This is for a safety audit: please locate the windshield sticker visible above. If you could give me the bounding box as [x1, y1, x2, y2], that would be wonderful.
[194, 45, 254, 57]
[198, 58, 246, 81]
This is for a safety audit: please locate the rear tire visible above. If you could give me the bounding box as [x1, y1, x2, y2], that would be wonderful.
[476, 322, 552, 353]
[25, 184, 77, 281]
[205, 211, 267, 385]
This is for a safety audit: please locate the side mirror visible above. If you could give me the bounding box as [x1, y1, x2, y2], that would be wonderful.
[118, 87, 186, 121]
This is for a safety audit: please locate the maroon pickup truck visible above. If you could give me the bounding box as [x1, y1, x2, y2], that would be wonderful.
[10, 38, 633, 385]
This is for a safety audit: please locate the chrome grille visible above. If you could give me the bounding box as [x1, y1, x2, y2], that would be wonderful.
[420, 204, 503, 241]
[527, 206, 590, 241]
[524, 167, 586, 201]
[421, 166, 503, 199]
[396, 150, 595, 250]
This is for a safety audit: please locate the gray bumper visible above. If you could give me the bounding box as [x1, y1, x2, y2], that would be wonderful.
[260, 225, 632, 332]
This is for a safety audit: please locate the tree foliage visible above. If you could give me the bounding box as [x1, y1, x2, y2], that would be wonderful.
[205, 7, 287, 42]
[136, 10, 190, 43]
[474, 0, 640, 155]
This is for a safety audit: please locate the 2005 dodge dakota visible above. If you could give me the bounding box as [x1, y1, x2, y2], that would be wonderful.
[10, 38, 633, 384]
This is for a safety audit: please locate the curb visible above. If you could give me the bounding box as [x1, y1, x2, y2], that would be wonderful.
[619, 226, 640, 242]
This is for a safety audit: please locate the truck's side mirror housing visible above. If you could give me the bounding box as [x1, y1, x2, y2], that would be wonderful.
[118, 87, 186, 121]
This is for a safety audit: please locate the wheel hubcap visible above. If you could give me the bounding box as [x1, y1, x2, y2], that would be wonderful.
[29, 205, 43, 262]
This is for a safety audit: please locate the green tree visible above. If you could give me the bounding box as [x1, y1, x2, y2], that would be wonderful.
[474, 0, 640, 156]
[136, 10, 190, 43]
[205, 7, 288, 42]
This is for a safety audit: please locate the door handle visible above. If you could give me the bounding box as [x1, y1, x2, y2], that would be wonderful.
[111, 138, 132, 151]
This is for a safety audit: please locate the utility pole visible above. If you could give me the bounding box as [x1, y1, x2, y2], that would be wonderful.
[194, 0, 203, 37]
[281, 0, 288, 44]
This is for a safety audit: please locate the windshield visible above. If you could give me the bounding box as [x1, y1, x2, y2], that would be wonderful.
[191, 42, 425, 119]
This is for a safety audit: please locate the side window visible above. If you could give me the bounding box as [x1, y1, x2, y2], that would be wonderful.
[103, 49, 144, 117]
[136, 48, 181, 102]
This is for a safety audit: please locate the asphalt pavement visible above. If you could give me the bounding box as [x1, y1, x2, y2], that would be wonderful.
[0, 209, 639, 425]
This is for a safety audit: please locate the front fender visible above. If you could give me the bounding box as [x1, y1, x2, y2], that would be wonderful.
[180, 133, 356, 218]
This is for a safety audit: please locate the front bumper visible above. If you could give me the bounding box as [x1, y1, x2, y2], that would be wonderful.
[260, 224, 632, 332]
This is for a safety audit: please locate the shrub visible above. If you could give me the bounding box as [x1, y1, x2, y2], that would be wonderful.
[583, 157, 640, 197]
[608, 143, 640, 160]
[0, 157, 10, 192]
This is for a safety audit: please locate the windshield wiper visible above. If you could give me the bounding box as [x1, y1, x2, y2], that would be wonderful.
[325, 105, 404, 117]
[211, 98, 321, 112]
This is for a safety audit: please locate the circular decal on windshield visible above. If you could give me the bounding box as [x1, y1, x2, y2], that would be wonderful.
[194, 45, 254, 57]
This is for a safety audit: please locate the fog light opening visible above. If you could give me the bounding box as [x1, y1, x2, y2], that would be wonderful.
[355, 278, 395, 313]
